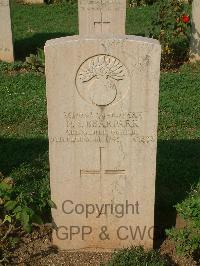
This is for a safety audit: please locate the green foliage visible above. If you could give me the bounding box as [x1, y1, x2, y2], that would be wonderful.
[106, 246, 171, 266]
[0, 161, 55, 262]
[0, 173, 51, 232]
[0, 177, 34, 262]
[166, 182, 200, 259]
[176, 183, 200, 228]
[150, 0, 192, 68]
[25, 48, 45, 73]
[0, 153, 51, 260]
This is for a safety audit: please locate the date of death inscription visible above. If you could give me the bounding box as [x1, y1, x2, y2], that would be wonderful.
[50, 112, 156, 144]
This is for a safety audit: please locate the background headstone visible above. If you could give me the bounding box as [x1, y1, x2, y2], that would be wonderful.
[78, 0, 126, 36]
[190, 0, 200, 61]
[45, 0, 161, 251]
[0, 0, 14, 62]
[23, 0, 43, 4]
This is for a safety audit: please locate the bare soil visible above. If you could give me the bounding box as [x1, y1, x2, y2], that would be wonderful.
[7, 226, 111, 266]
[1, 225, 198, 266]
[160, 239, 198, 266]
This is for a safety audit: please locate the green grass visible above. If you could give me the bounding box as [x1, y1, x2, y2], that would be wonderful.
[126, 5, 155, 36]
[11, 2, 155, 59]
[0, 70, 46, 137]
[11, 1, 78, 59]
[0, 2, 199, 229]
[158, 64, 200, 203]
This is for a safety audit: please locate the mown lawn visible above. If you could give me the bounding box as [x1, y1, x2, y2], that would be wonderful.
[11, 1, 155, 59]
[0, 2, 199, 226]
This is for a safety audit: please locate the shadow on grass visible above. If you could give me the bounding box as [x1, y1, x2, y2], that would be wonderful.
[0, 137, 199, 205]
[0, 137, 199, 201]
[154, 139, 200, 247]
[0, 137, 48, 176]
[0, 137, 199, 246]
[14, 32, 75, 60]
[0, 137, 51, 222]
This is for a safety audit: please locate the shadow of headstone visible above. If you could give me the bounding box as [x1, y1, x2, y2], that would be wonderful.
[14, 32, 75, 60]
[154, 139, 200, 248]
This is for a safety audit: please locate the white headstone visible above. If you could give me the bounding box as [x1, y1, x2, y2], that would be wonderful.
[23, 0, 44, 4]
[45, 0, 161, 251]
[190, 0, 200, 61]
[0, 0, 14, 62]
[78, 0, 126, 36]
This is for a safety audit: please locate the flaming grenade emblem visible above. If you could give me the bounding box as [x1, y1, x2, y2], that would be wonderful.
[76, 55, 128, 106]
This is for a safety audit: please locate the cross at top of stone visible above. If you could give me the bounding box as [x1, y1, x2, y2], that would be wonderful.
[78, 0, 126, 36]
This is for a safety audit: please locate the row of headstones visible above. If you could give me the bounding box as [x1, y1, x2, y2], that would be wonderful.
[46, 0, 159, 250]
[0, 0, 200, 63]
[0, 0, 199, 251]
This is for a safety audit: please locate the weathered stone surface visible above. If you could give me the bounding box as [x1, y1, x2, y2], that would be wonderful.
[78, 0, 126, 36]
[45, 35, 161, 250]
[190, 0, 200, 61]
[0, 0, 14, 62]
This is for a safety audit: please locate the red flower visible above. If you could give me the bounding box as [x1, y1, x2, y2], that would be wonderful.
[182, 15, 190, 24]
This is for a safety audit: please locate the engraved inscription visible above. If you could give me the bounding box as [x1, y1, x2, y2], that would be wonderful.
[79, 0, 122, 11]
[80, 147, 126, 178]
[0, 47, 10, 52]
[76, 55, 130, 106]
[0, 0, 9, 6]
[50, 112, 156, 144]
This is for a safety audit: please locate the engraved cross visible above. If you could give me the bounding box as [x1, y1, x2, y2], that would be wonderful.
[94, 0, 110, 33]
[80, 147, 126, 178]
